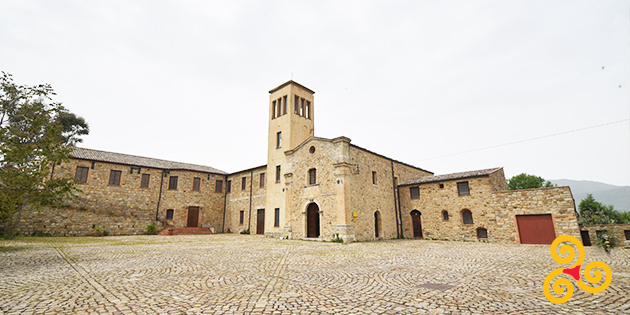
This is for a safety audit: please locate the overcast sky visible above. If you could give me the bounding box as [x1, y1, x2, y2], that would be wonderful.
[1, 0, 628, 186]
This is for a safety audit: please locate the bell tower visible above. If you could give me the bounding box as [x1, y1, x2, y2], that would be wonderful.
[265, 80, 315, 234]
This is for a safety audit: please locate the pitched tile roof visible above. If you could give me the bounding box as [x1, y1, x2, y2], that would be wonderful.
[400, 167, 503, 186]
[70, 147, 227, 174]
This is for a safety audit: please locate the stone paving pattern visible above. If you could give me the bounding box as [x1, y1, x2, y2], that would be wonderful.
[1, 235, 628, 314]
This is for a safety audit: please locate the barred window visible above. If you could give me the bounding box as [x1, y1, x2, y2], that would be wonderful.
[462, 209, 473, 225]
[410, 187, 420, 199]
[308, 168, 316, 185]
[75, 166, 89, 183]
[457, 181, 470, 196]
[477, 228, 488, 239]
[109, 170, 122, 186]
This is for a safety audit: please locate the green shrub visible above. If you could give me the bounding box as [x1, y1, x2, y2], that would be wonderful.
[146, 223, 157, 233]
[596, 233, 618, 253]
[331, 233, 343, 243]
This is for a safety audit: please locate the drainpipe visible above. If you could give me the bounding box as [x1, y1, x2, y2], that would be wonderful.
[155, 170, 165, 221]
[397, 184, 403, 238]
[247, 170, 253, 232]
[390, 161, 400, 238]
[221, 174, 228, 233]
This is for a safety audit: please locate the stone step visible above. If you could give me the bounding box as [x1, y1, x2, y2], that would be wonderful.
[158, 227, 213, 235]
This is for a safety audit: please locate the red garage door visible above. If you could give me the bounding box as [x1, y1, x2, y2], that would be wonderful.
[516, 214, 556, 244]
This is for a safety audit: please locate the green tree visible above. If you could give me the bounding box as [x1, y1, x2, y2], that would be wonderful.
[507, 173, 555, 190]
[578, 194, 628, 224]
[0, 72, 88, 237]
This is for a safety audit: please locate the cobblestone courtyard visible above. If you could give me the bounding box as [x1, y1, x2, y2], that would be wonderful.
[1, 235, 628, 314]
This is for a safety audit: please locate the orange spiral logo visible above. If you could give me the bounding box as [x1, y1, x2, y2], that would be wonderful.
[543, 235, 612, 304]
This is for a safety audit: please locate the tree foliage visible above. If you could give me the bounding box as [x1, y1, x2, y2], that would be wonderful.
[507, 173, 555, 190]
[578, 194, 629, 225]
[0, 72, 88, 236]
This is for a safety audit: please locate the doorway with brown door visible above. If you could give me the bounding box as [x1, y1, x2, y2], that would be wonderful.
[410, 210, 422, 239]
[187, 206, 199, 227]
[306, 203, 320, 238]
[256, 209, 265, 235]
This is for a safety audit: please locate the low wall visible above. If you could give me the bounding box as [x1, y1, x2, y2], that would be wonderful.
[580, 224, 630, 247]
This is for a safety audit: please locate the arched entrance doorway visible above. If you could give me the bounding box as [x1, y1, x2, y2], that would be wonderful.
[410, 210, 422, 239]
[306, 203, 320, 238]
[374, 211, 382, 238]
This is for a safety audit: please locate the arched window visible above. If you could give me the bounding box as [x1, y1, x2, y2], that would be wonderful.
[462, 209, 473, 225]
[477, 228, 488, 239]
[166, 209, 174, 220]
[442, 210, 449, 221]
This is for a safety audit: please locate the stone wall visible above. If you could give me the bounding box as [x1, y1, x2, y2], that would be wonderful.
[580, 224, 630, 247]
[399, 171, 580, 243]
[224, 166, 267, 234]
[2, 158, 227, 236]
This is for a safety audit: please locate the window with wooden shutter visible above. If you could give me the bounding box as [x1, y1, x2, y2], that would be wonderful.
[192, 177, 201, 191]
[410, 187, 420, 199]
[108, 170, 122, 186]
[140, 174, 150, 188]
[215, 179, 223, 193]
[168, 176, 178, 190]
[75, 166, 89, 183]
[457, 181, 470, 196]
[462, 209, 473, 225]
[308, 168, 316, 185]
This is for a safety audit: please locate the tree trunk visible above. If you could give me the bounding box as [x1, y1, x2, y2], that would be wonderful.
[8, 202, 25, 239]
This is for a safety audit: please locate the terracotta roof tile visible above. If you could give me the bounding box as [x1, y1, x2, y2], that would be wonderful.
[71, 147, 227, 174]
[400, 167, 503, 186]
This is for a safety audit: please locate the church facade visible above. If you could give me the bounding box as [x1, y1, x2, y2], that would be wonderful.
[3, 81, 582, 244]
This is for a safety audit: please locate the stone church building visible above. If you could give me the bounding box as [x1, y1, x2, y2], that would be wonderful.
[6, 81, 583, 244]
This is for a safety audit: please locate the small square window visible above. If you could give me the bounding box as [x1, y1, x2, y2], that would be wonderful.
[439, 183, 444, 189]
[109, 170, 122, 186]
[457, 182, 470, 196]
[75, 166, 89, 183]
[477, 228, 488, 239]
[215, 179, 223, 193]
[410, 187, 420, 199]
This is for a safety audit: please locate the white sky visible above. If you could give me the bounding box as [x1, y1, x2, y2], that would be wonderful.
[1, 0, 629, 186]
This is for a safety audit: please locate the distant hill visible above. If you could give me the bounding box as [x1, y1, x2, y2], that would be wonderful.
[550, 179, 630, 213]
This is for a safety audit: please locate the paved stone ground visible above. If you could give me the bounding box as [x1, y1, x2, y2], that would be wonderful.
[0, 235, 628, 314]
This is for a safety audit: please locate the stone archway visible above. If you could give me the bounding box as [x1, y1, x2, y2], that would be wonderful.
[410, 210, 422, 239]
[306, 203, 320, 238]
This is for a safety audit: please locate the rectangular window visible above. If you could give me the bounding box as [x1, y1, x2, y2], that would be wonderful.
[274, 208, 280, 227]
[272, 101, 276, 119]
[192, 177, 201, 191]
[130, 167, 140, 174]
[277, 131, 282, 148]
[168, 176, 178, 190]
[300, 98, 304, 116]
[283, 95, 287, 114]
[166, 209, 174, 220]
[306, 101, 311, 119]
[624, 230, 630, 241]
[294, 95, 299, 114]
[215, 179, 223, 193]
[227, 180, 231, 193]
[239, 210, 245, 225]
[372, 171, 377, 185]
[260, 173, 265, 188]
[277, 98, 282, 117]
[242, 177, 247, 190]
[308, 168, 316, 185]
[75, 166, 89, 183]
[410, 187, 420, 199]
[457, 181, 470, 196]
[109, 170, 122, 186]
[276, 165, 281, 183]
[140, 174, 150, 188]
